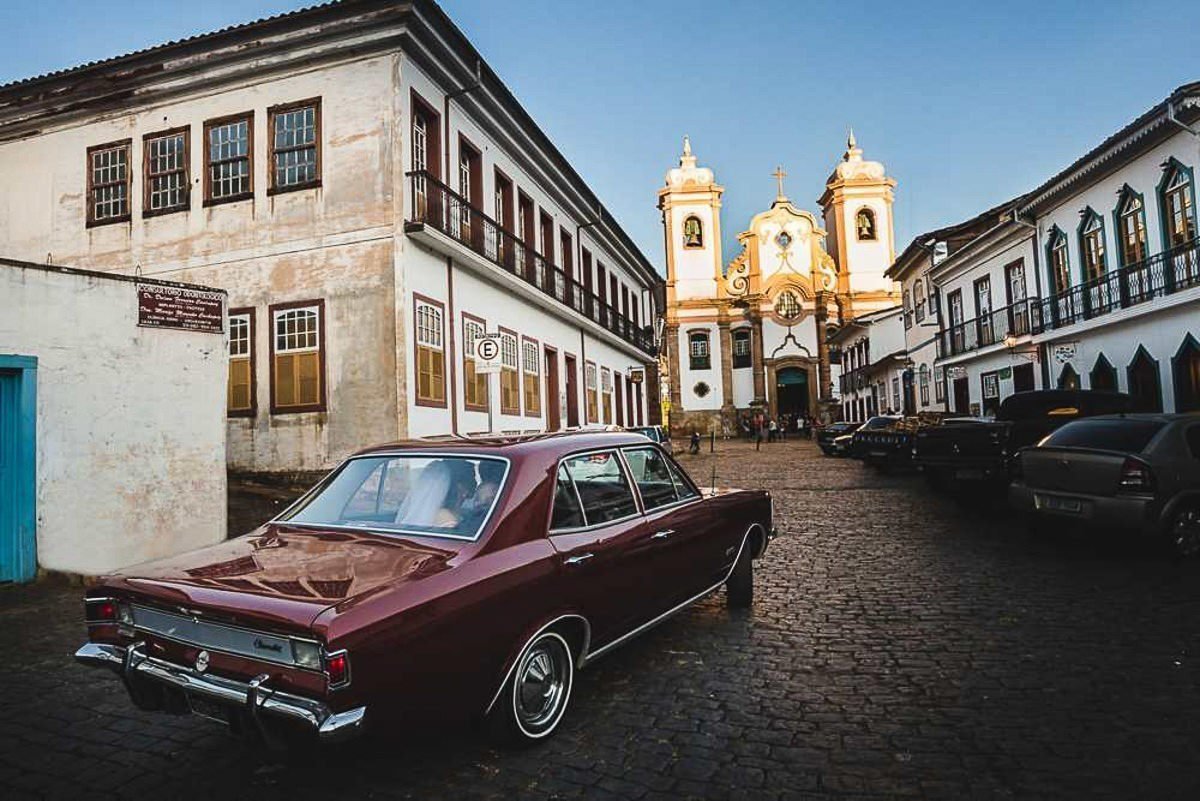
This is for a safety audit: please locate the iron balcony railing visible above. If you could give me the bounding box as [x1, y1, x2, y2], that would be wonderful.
[406, 170, 655, 355]
[936, 299, 1033, 359]
[1031, 238, 1200, 334]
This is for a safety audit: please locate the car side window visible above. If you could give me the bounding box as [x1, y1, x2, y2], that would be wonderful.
[550, 464, 586, 531]
[562, 451, 639, 524]
[663, 456, 700, 501]
[1187, 426, 1200, 460]
[623, 446, 679, 511]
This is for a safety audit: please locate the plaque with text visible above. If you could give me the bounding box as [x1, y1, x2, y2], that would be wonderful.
[137, 284, 224, 334]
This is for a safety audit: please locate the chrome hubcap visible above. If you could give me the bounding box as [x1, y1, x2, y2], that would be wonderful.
[1173, 509, 1200, 557]
[515, 637, 569, 733]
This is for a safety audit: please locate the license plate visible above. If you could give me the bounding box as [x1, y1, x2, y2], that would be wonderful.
[1041, 495, 1083, 514]
[188, 694, 232, 726]
[955, 468, 984, 480]
[869, 450, 887, 458]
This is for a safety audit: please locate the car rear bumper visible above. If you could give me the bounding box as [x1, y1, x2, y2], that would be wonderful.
[75, 642, 366, 744]
[1009, 483, 1160, 532]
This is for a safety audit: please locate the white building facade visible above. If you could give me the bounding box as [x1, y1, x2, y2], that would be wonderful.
[0, 0, 660, 475]
[1020, 85, 1200, 413]
[830, 306, 906, 422]
[1, 261, 227, 580]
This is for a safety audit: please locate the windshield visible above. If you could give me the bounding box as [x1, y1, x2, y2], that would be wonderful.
[280, 455, 509, 540]
[863, 417, 897, 430]
[1041, 419, 1166, 453]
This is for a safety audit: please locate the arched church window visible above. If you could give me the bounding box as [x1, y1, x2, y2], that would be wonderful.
[688, 331, 711, 370]
[682, 215, 703, 249]
[774, 290, 802, 322]
[855, 208, 877, 241]
[732, 329, 752, 369]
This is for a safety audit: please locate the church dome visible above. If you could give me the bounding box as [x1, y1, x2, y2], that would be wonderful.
[828, 129, 886, 184]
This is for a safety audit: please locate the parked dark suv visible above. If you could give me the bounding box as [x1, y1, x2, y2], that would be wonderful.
[1010, 414, 1200, 555]
[914, 390, 1138, 490]
[817, 421, 862, 456]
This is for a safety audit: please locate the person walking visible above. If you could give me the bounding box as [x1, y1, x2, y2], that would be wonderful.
[689, 429, 701, 455]
[767, 418, 778, 443]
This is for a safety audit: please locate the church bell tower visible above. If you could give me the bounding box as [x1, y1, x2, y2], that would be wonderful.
[818, 130, 899, 316]
[657, 136, 724, 305]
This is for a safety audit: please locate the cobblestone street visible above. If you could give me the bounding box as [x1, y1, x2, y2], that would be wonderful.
[3, 438, 1199, 800]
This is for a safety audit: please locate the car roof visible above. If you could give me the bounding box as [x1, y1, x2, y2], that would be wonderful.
[352, 430, 655, 458]
[1074, 412, 1197, 424]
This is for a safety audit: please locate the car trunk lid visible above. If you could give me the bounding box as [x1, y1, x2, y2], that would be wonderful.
[105, 525, 459, 634]
[1020, 447, 1133, 496]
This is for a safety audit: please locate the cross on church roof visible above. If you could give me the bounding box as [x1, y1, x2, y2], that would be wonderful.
[772, 165, 787, 201]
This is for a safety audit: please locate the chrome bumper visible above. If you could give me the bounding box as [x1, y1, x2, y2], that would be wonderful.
[75, 642, 366, 743]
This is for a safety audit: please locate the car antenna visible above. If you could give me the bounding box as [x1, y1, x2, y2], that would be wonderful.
[710, 461, 717, 496]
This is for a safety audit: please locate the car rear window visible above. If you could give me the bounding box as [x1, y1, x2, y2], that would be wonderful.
[1042, 419, 1166, 452]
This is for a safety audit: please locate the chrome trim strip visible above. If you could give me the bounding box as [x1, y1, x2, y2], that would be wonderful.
[483, 613, 591, 716]
[126, 604, 322, 673]
[73, 642, 366, 743]
[581, 523, 761, 665]
[271, 453, 513, 543]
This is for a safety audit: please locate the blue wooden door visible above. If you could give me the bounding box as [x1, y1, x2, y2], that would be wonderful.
[0, 365, 36, 583]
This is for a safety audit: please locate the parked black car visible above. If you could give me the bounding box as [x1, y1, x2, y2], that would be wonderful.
[846, 416, 902, 460]
[1010, 414, 1200, 555]
[914, 390, 1138, 490]
[817, 422, 862, 456]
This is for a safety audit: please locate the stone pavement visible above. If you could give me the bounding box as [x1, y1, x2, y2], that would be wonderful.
[3, 438, 1199, 800]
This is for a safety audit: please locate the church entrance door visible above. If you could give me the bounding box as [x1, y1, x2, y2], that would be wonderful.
[775, 367, 809, 419]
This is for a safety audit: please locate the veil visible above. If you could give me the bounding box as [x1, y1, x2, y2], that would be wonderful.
[393, 461, 451, 527]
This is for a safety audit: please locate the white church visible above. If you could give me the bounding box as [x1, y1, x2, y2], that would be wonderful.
[657, 134, 901, 433]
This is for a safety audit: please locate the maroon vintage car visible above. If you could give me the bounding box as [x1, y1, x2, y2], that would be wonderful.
[76, 432, 774, 746]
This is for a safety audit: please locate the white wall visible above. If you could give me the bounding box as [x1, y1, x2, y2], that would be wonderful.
[0, 265, 227, 575]
[677, 320, 723, 410]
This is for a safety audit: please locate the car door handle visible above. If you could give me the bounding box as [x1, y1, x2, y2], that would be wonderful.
[650, 529, 675, 540]
[564, 553, 595, 565]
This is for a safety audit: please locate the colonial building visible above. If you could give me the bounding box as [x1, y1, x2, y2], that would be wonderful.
[1020, 84, 1200, 412]
[829, 305, 906, 422]
[658, 133, 900, 432]
[879, 81, 1200, 418]
[928, 208, 1039, 416]
[0, 0, 661, 474]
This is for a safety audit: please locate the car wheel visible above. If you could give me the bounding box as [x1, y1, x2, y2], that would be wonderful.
[725, 539, 754, 609]
[1169, 504, 1200, 558]
[491, 631, 574, 745]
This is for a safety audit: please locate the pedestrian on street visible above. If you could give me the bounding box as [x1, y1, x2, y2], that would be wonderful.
[689, 430, 701, 455]
[768, 418, 778, 443]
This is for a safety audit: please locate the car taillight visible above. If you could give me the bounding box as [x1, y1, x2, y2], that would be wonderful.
[1118, 457, 1154, 493]
[85, 597, 117, 623]
[325, 650, 351, 689]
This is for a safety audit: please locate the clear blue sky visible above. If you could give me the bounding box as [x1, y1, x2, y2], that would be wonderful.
[2, 0, 1197, 273]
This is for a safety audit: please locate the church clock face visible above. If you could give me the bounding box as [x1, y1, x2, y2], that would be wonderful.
[775, 231, 792, 250]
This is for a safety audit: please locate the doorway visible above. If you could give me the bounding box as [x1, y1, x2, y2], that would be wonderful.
[775, 367, 809, 419]
[952, 376, 970, 414]
[564, 353, 580, 427]
[0, 357, 37, 583]
[544, 346, 560, 430]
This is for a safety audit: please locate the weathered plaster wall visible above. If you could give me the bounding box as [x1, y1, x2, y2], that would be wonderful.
[0, 264, 227, 575]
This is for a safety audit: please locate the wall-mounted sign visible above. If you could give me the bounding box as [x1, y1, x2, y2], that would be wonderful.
[1053, 343, 1077, 363]
[999, 366, 1012, 380]
[474, 333, 502, 374]
[137, 284, 224, 333]
[628, 368, 645, 385]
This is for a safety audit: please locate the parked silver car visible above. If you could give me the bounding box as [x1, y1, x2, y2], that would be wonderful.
[1010, 414, 1200, 555]
[628, 425, 673, 455]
